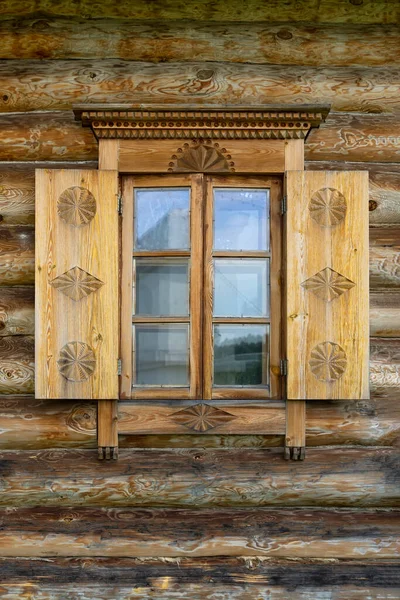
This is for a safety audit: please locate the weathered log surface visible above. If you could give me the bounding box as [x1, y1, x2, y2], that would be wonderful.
[370, 291, 400, 337]
[0, 226, 34, 285]
[306, 161, 400, 226]
[0, 507, 398, 559]
[0, 447, 398, 507]
[2, 111, 400, 163]
[1, 557, 399, 587]
[0, 337, 34, 394]
[0, 0, 397, 23]
[1, 20, 400, 66]
[0, 287, 34, 336]
[2, 162, 399, 227]
[370, 337, 400, 400]
[1, 61, 400, 114]
[370, 228, 400, 289]
[0, 395, 398, 449]
[0, 583, 398, 600]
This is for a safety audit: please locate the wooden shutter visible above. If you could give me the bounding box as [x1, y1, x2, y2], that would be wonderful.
[285, 171, 369, 400]
[36, 169, 118, 399]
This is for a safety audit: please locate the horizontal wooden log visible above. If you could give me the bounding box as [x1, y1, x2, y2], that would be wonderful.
[0, 0, 396, 23]
[370, 291, 400, 337]
[1, 557, 399, 587]
[0, 507, 398, 559]
[0, 394, 399, 449]
[370, 228, 400, 289]
[1, 20, 400, 66]
[0, 287, 34, 336]
[0, 447, 398, 507]
[0, 336, 34, 394]
[370, 337, 400, 399]
[2, 161, 399, 227]
[2, 111, 400, 163]
[0, 583, 398, 600]
[306, 161, 400, 226]
[1, 61, 400, 114]
[0, 226, 34, 285]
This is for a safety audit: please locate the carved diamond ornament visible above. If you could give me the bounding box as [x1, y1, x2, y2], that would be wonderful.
[170, 403, 236, 432]
[301, 267, 355, 302]
[57, 341, 96, 382]
[50, 266, 104, 301]
[309, 342, 347, 382]
[168, 142, 234, 173]
[58, 186, 96, 226]
[309, 187, 347, 227]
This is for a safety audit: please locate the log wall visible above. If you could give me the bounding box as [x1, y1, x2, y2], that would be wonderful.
[0, 2, 399, 597]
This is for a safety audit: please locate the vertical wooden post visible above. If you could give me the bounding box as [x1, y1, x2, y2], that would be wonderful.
[284, 140, 306, 460]
[98, 139, 120, 459]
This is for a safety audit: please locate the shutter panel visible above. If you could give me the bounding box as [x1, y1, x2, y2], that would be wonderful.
[285, 171, 369, 400]
[36, 169, 118, 399]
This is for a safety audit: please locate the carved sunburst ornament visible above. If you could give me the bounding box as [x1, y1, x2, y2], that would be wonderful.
[168, 142, 234, 173]
[57, 341, 96, 382]
[57, 186, 96, 226]
[50, 266, 104, 301]
[309, 187, 347, 227]
[309, 342, 347, 382]
[301, 267, 355, 302]
[170, 403, 236, 432]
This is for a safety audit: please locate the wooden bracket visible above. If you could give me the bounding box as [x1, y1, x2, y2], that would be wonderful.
[97, 400, 119, 460]
[285, 400, 306, 461]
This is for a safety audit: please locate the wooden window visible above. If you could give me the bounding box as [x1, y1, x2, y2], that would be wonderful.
[120, 174, 282, 400]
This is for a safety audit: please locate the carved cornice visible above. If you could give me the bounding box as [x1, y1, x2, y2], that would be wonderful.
[73, 104, 330, 141]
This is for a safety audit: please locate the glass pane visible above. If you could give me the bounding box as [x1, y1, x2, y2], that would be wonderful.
[135, 259, 189, 316]
[214, 324, 269, 386]
[134, 324, 189, 386]
[214, 188, 269, 251]
[134, 188, 190, 250]
[214, 259, 269, 317]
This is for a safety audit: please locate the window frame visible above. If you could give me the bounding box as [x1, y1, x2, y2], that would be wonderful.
[120, 173, 282, 401]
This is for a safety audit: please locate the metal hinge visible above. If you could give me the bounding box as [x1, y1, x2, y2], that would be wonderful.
[117, 358, 122, 376]
[280, 359, 288, 377]
[117, 193, 123, 215]
[281, 196, 287, 216]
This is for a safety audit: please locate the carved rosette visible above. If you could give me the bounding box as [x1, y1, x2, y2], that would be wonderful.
[50, 266, 104, 301]
[58, 186, 96, 226]
[309, 188, 347, 227]
[57, 341, 96, 382]
[309, 342, 347, 382]
[170, 403, 236, 432]
[168, 142, 235, 173]
[301, 267, 355, 302]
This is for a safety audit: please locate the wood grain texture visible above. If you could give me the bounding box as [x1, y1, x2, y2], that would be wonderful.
[370, 291, 400, 337]
[0, 0, 397, 23]
[35, 169, 119, 399]
[0, 287, 34, 336]
[0, 395, 398, 449]
[0, 507, 398, 559]
[370, 337, 400, 399]
[1, 20, 400, 66]
[0, 336, 34, 394]
[286, 171, 369, 400]
[0, 447, 398, 507]
[370, 228, 400, 289]
[0, 398, 97, 449]
[1, 61, 400, 114]
[0, 226, 34, 285]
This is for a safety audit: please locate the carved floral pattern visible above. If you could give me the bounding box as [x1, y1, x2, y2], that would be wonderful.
[50, 266, 104, 301]
[309, 187, 347, 227]
[309, 342, 347, 382]
[301, 267, 355, 302]
[57, 341, 96, 382]
[57, 186, 96, 226]
[168, 142, 234, 173]
[170, 403, 236, 432]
